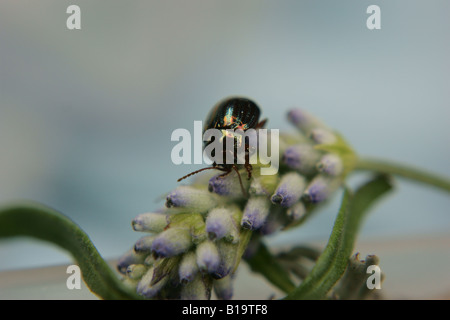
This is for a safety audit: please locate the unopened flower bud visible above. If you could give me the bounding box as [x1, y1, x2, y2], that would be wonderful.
[214, 241, 238, 279]
[310, 128, 337, 145]
[214, 275, 233, 300]
[316, 153, 343, 176]
[208, 172, 249, 198]
[151, 228, 192, 258]
[288, 109, 328, 134]
[166, 186, 217, 212]
[271, 172, 306, 208]
[303, 175, 341, 204]
[178, 251, 199, 284]
[283, 144, 322, 175]
[134, 235, 155, 253]
[132, 213, 168, 233]
[206, 208, 240, 242]
[241, 196, 271, 230]
[196, 240, 220, 274]
[117, 249, 146, 274]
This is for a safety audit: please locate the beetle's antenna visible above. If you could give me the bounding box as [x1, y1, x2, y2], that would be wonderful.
[232, 165, 248, 197]
[177, 167, 219, 182]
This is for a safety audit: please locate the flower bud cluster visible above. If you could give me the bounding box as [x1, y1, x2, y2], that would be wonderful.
[118, 108, 349, 299]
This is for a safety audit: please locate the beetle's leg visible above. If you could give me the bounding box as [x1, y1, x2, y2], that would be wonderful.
[243, 147, 253, 180]
[216, 163, 239, 179]
[255, 118, 268, 129]
[232, 164, 248, 197]
[244, 163, 253, 180]
[177, 166, 219, 182]
[217, 169, 232, 179]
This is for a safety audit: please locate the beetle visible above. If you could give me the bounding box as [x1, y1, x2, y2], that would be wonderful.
[177, 97, 267, 195]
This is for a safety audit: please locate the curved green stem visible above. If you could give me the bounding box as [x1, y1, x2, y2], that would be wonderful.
[354, 158, 450, 193]
[0, 202, 141, 300]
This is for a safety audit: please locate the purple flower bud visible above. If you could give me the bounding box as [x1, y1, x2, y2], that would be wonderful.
[206, 208, 239, 242]
[213, 241, 238, 279]
[271, 172, 306, 208]
[134, 235, 155, 253]
[310, 128, 337, 145]
[151, 228, 192, 258]
[208, 172, 249, 198]
[132, 213, 168, 233]
[166, 186, 217, 212]
[117, 249, 146, 274]
[196, 240, 220, 274]
[287, 109, 328, 134]
[241, 197, 271, 230]
[178, 252, 199, 284]
[283, 144, 322, 175]
[316, 154, 343, 176]
[286, 201, 306, 221]
[303, 175, 341, 204]
[214, 276, 233, 300]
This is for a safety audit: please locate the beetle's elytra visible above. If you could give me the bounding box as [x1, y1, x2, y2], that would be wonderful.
[177, 97, 267, 196]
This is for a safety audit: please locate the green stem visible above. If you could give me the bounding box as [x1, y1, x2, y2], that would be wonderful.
[354, 158, 450, 193]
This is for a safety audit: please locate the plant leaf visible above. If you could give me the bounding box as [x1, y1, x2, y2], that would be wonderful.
[245, 240, 296, 294]
[0, 201, 141, 300]
[285, 174, 393, 300]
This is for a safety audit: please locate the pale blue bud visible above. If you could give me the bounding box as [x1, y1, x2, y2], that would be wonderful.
[303, 175, 341, 204]
[206, 208, 239, 242]
[151, 228, 192, 258]
[132, 213, 168, 233]
[166, 186, 217, 212]
[317, 153, 343, 176]
[196, 240, 220, 274]
[214, 275, 233, 300]
[241, 197, 271, 230]
[117, 249, 146, 274]
[178, 252, 199, 284]
[271, 172, 306, 208]
[208, 172, 248, 198]
[214, 241, 238, 279]
[310, 128, 337, 145]
[134, 235, 155, 253]
[288, 109, 328, 134]
[283, 144, 322, 175]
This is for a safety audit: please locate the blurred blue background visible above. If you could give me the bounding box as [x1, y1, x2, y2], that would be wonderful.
[0, 1, 449, 271]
